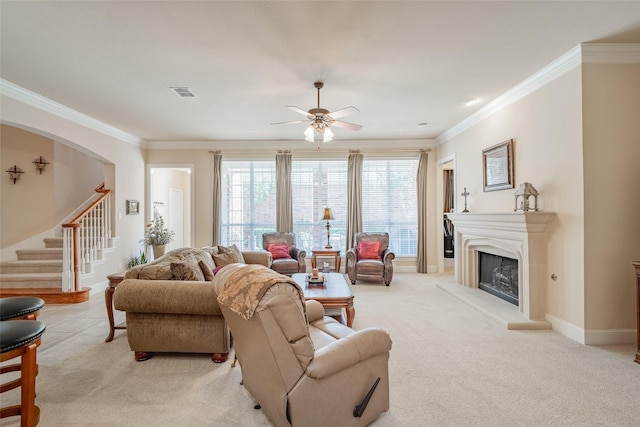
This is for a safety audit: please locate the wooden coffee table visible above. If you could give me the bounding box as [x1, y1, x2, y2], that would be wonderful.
[292, 273, 355, 327]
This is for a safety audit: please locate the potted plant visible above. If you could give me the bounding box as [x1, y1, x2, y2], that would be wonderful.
[141, 213, 175, 259]
[126, 250, 148, 269]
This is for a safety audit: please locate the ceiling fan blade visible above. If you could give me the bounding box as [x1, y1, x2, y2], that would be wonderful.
[271, 119, 310, 126]
[331, 120, 362, 131]
[285, 106, 313, 117]
[328, 106, 359, 119]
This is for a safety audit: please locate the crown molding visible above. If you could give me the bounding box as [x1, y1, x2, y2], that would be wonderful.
[437, 45, 582, 143]
[581, 43, 640, 63]
[437, 43, 640, 144]
[0, 78, 144, 147]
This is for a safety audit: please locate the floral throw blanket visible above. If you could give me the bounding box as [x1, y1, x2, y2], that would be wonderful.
[217, 264, 303, 320]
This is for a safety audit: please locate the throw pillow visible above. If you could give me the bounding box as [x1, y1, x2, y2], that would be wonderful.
[213, 266, 224, 275]
[267, 243, 291, 260]
[171, 255, 206, 281]
[217, 244, 245, 264]
[212, 251, 241, 267]
[192, 249, 216, 273]
[358, 241, 381, 260]
[199, 260, 214, 281]
[137, 263, 174, 280]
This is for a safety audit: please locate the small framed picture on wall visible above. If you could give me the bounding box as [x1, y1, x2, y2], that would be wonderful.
[126, 200, 140, 215]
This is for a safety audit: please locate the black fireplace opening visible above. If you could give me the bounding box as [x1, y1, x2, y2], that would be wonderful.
[478, 252, 519, 306]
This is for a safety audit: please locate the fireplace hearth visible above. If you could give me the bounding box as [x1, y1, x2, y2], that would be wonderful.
[478, 252, 518, 305]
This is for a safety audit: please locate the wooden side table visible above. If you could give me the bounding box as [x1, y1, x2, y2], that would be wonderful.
[311, 249, 341, 273]
[633, 262, 640, 364]
[105, 272, 126, 342]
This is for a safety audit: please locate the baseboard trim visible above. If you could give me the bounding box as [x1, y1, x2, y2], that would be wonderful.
[546, 313, 637, 345]
[546, 314, 585, 344]
[584, 329, 637, 345]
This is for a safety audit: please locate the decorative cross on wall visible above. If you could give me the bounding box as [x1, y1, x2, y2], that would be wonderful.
[461, 187, 470, 212]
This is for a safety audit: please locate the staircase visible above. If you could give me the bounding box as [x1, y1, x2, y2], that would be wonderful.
[0, 237, 90, 303]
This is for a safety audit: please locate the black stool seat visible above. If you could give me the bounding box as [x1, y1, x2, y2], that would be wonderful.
[0, 321, 46, 353]
[0, 297, 45, 321]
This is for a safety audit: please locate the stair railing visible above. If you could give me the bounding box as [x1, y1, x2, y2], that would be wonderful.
[61, 184, 112, 292]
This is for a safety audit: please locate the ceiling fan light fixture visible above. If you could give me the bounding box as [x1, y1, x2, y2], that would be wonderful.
[323, 126, 334, 142]
[304, 124, 333, 143]
[274, 81, 359, 146]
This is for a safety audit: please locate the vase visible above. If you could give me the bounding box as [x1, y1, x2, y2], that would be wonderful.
[152, 244, 166, 259]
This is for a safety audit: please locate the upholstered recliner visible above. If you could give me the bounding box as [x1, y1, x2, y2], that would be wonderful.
[214, 263, 392, 427]
[262, 232, 306, 275]
[346, 232, 395, 286]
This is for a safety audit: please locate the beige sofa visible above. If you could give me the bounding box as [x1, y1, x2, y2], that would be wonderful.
[113, 246, 271, 362]
[215, 263, 392, 426]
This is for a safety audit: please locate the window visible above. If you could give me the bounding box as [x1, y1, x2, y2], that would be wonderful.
[220, 158, 418, 256]
[362, 159, 418, 256]
[221, 161, 276, 250]
[291, 160, 347, 252]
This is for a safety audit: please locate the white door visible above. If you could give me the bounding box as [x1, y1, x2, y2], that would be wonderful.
[169, 188, 184, 249]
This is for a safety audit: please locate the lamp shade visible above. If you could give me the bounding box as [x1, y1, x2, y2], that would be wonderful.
[322, 207, 334, 221]
[304, 124, 334, 143]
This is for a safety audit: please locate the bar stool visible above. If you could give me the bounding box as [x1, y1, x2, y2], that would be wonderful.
[1, 320, 46, 426]
[0, 297, 45, 321]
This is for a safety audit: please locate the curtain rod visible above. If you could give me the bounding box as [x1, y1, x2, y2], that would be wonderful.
[208, 147, 434, 155]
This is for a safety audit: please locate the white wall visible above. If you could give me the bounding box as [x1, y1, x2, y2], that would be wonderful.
[1, 124, 56, 248]
[1, 94, 147, 275]
[437, 46, 640, 344]
[439, 66, 587, 329]
[582, 62, 640, 334]
[54, 140, 104, 223]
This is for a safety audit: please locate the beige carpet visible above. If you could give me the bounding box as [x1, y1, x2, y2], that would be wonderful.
[1, 273, 638, 426]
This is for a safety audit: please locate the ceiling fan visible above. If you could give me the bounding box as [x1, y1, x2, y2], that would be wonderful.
[272, 81, 362, 144]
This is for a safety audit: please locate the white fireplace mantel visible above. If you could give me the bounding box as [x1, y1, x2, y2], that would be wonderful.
[446, 212, 555, 322]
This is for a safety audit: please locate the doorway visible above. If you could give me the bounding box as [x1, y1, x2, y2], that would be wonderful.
[437, 155, 456, 274]
[148, 166, 193, 253]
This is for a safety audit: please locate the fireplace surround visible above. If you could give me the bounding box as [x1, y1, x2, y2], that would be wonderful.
[446, 212, 555, 323]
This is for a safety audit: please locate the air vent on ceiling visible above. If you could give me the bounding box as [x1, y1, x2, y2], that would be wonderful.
[170, 87, 196, 98]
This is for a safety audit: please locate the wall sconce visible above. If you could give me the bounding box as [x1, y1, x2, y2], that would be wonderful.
[6, 165, 24, 184]
[322, 207, 335, 249]
[32, 156, 50, 174]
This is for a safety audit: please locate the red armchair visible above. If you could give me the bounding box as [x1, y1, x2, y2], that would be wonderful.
[262, 232, 306, 276]
[346, 232, 395, 286]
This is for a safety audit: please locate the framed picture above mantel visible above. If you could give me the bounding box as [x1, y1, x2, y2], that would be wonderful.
[482, 139, 514, 192]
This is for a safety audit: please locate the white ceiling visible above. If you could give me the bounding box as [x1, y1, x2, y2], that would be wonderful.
[1, 1, 639, 147]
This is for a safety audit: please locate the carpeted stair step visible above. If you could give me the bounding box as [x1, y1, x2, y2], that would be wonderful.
[44, 237, 63, 248]
[0, 272, 63, 289]
[0, 260, 63, 274]
[16, 248, 63, 261]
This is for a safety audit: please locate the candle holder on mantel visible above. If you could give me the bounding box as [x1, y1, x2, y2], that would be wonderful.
[514, 182, 539, 212]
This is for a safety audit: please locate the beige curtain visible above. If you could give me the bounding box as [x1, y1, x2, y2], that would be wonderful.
[211, 152, 222, 245]
[416, 151, 429, 273]
[443, 169, 454, 213]
[346, 152, 363, 250]
[276, 152, 293, 232]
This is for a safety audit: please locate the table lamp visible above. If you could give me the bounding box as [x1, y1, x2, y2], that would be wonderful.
[322, 207, 335, 249]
